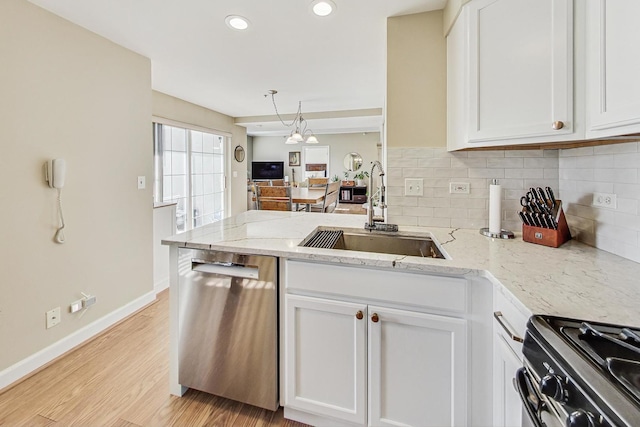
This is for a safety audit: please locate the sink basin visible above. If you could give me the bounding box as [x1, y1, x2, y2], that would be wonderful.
[300, 227, 445, 259]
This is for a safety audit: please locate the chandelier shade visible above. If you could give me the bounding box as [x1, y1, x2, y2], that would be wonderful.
[267, 90, 320, 144]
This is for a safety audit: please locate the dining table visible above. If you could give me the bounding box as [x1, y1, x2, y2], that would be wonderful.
[291, 187, 326, 212]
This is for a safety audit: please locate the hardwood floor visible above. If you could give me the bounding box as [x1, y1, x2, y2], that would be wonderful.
[333, 203, 367, 215]
[0, 291, 307, 427]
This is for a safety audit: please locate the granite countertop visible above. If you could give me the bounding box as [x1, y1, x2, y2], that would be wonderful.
[162, 210, 640, 327]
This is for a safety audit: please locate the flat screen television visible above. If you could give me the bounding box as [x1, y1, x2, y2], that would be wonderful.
[251, 161, 284, 180]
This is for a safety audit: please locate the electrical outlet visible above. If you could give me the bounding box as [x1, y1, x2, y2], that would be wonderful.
[592, 192, 617, 209]
[450, 182, 470, 194]
[405, 178, 423, 196]
[70, 299, 83, 314]
[46, 307, 61, 329]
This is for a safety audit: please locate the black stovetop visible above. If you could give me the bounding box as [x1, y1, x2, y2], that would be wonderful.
[525, 315, 640, 426]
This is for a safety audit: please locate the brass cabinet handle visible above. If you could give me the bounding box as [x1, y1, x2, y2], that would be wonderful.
[371, 313, 379, 323]
[356, 310, 363, 320]
[552, 121, 564, 130]
[493, 311, 523, 343]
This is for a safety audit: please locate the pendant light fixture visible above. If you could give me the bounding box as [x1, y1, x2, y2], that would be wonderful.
[267, 90, 319, 144]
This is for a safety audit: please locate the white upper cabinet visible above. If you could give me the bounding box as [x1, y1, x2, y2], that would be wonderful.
[586, 0, 640, 138]
[449, 0, 575, 150]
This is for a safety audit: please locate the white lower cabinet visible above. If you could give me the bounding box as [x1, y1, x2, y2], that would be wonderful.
[284, 294, 468, 427]
[493, 335, 523, 427]
[284, 294, 367, 425]
[368, 305, 467, 427]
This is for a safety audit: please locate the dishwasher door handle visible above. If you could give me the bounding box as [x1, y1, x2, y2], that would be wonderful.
[192, 262, 259, 279]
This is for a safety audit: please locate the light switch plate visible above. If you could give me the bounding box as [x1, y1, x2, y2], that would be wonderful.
[137, 176, 146, 190]
[405, 178, 423, 196]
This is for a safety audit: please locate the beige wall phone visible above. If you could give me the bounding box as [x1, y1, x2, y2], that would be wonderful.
[45, 159, 66, 243]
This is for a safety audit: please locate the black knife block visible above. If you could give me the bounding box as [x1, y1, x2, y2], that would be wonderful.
[522, 201, 572, 248]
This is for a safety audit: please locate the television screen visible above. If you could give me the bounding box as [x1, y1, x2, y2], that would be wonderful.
[251, 161, 284, 180]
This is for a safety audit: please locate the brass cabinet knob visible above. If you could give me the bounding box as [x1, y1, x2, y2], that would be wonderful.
[355, 310, 364, 320]
[371, 313, 379, 323]
[552, 121, 564, 130]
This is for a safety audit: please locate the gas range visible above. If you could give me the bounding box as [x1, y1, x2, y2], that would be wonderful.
[518, 315, 640, 427]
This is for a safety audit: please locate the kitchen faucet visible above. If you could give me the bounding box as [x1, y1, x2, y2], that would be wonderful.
[365, 161, 398, 232]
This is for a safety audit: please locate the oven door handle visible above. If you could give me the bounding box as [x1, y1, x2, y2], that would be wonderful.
[515, 367, 545, 427]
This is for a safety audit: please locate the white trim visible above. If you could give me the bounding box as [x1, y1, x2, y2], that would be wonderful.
[154, 277, 170, 294]
[0, 290, 156, 392]
[151, 115, 233, 138]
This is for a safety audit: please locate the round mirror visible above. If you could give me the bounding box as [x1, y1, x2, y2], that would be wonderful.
[343, 152, 363, 171]
[234, 145, 245, 162]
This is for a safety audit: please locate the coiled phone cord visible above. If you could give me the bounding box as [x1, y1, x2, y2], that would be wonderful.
[54, 188, 65, 244]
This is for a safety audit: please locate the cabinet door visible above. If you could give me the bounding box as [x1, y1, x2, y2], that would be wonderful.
[467, 0, 573, 144]
[493, 335, 523, 427]
[586, 0, 640, 137]
[284, 294, 367, 425]
[368, 306, 467, 427]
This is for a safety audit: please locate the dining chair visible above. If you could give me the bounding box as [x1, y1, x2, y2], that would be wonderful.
[256, 186, 292, 211]
[310, 181, 340, 213]
[270, 179, 285, 186]
[308, 177, 329, 187]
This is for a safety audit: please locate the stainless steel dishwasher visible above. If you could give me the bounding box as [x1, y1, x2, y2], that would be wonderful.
[177, 248, 278, 411]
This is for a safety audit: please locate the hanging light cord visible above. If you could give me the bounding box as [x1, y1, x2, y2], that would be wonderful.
[54, 188, 66, 244]
[269, 92, 303, 128]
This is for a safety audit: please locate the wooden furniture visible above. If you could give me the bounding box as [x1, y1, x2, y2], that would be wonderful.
[522, 201, 572, 248]
[308, 177, 328, 187]
[339, 185, 367, 204]
[270, 179, 285, 186]
[256, 186, 292, 211]
[310, 181, 340, 213]
[290, 187, 326, 212]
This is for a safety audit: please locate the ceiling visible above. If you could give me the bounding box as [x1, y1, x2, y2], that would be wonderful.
[28, 0, 446, 136]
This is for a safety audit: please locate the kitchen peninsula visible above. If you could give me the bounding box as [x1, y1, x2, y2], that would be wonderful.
[162, 210, 640, 426]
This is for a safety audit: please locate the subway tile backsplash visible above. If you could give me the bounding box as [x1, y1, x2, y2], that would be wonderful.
[386, 147, 559, 233]
[559, 142, 640, 263]
[387, 143, 640, 263]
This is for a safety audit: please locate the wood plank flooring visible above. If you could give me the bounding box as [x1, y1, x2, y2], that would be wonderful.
[0, 290, 307, 427]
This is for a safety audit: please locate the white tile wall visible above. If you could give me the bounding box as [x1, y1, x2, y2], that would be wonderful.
[559, 142, 640, 263]
[387, 143, 640, 263]
[386, 147, 559, 232]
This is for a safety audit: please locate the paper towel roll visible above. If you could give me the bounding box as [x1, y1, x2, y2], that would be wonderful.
[489, 182, 502, 234]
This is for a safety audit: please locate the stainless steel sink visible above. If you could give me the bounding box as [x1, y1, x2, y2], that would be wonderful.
[300, 227, 446, 259]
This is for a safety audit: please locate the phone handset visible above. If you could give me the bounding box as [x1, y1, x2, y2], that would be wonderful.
[46, 159, 66, 189]
[45, 159, 66, 243]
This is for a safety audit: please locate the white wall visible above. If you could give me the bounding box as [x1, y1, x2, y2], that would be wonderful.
[251, 133, 380, 184]
[387, 147, 559, 232]
[560, 142, 640, 263]
[0, 0, 152, 374]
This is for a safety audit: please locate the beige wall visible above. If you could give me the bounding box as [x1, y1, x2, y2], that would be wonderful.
[0, 0, 152, 370]
[152, 91, 248, 215]
[387, 11, 446, 148]
[252, 133, 380, 184]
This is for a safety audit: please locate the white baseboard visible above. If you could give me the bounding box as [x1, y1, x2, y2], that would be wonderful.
[0, 290, 156, 392]
[154, 277, 170, 294]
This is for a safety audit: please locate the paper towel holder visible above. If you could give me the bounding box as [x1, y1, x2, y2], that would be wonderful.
[480, 178, 514, 239]
[479, 228, 515, 239]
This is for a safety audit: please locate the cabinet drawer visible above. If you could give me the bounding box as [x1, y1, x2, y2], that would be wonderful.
[285, 260, 467, 314]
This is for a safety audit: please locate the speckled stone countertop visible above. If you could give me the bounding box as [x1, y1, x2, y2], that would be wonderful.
[162, 210, 640, 327]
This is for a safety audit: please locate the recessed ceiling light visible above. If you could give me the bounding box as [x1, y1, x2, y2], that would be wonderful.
[310, 0, 336, 17]
[225, 15, 250, 31]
